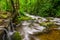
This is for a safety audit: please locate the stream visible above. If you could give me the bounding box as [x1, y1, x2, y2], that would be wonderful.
[15, 13, 60, 40]
[0, 13, 60, 40]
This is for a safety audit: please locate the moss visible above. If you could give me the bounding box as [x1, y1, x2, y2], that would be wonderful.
[40, 21, 59, 30]
[18, 16, 32, 21]
[0, 19, 3, 23]
[15, 16, 32, 24]
[46, 17, 53, 21]
[0, 12, 8, 19]
[12, 32, 22, 40]
[40, 22, 54, 27]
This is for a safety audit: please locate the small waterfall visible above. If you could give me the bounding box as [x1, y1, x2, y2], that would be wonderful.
[9, 21, 15, 32]
[7, 21, 16, 40]
[2, 21, 16, 40]
[0, 28, 11, 40]
[8, 21, 16, 35]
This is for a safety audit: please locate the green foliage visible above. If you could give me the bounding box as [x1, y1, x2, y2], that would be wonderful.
[0, 0, 7, 11]
[0, 0, 60, 17]
[55, 6, 60, 17]
[0, 0, 12, 11]
[19, 0, 53, 16]
[12, 32, 22, 40]
[19, 0, 60, 17]
[19, 0, 37, 13]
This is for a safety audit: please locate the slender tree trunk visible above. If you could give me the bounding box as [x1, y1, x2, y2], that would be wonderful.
[6, 0, 20, 32]
[10, 0, 19, 23]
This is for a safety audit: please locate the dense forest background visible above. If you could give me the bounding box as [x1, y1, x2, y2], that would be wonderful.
[0, 0, 60, 17]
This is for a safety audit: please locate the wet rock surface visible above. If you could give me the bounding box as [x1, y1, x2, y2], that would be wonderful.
[0, 11, 11, 28]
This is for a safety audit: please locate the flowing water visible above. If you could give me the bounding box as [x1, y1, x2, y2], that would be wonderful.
[18, 13, 60, 40]
[0, 21, 16, 40]
[15, 13, 48, 40]
[16, 22, 46, 40]
[1, 13, 60, 40]
[0, 28, 11, 40]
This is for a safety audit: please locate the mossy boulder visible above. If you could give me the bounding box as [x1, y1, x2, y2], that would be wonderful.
[12, 32, 22, 40]
[0, 19, 3, 23]
[46, 17, 54, 21]
[0, 12, 11, 19]
[0, 11, 11, 27]
[0, 14, 8, 19]
[40, 22, 54, 27]
[18, 16, 32, 21]
[15, 16, 32, 24]
[40, 21, 59, 31]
